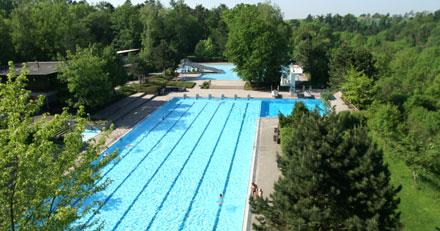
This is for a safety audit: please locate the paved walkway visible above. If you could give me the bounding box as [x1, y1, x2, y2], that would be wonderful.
[329, 91, 350, 113]
[164, 79, 323, 100]
[243, 117, 282, 231]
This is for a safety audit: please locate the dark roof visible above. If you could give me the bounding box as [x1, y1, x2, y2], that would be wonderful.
[0, 61, 63, 76]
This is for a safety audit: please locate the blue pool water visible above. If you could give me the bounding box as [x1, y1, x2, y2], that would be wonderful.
[260, 99, 325, 117]
[79, 98, 324, 230]
[82, 129, 101, 142]
[195, 64, 241, 80]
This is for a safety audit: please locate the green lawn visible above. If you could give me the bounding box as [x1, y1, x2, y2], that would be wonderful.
[385, 154, 440, 230]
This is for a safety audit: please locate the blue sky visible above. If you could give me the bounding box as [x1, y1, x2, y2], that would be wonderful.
[101, 0, 440, 19]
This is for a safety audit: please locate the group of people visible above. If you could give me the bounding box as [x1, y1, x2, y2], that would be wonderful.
[216, 183, 263, 205]
[251, 183, 263, 200]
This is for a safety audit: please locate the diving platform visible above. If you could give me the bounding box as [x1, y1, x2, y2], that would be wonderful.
[280, 64, 303, 96]
[180, 58, 225, 74]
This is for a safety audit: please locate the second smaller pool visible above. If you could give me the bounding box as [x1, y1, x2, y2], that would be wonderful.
[82, 129, 101, 142]
[195, 64, 241, 80]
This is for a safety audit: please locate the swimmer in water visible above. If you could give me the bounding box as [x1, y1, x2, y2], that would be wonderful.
[217, 194, 223, 204]
[125, 144, 134, 148]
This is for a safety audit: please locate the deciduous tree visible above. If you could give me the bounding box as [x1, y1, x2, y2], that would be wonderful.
[57, 46, 113, 110]
[341, 66, 375, 109]
[194, 38, 215, 60]
[224, 3, 289, 86]
[328, 43, 377, 90]
[0, 62, 116, 230]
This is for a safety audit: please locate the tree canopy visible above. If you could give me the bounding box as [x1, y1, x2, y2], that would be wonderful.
[252, 104, 401, 230]
[0, 62, 116, 230]
[223, 3, 289, 86]
[57, 45, 127, 110]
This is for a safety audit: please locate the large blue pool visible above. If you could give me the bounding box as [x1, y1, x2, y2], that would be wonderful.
[195, 64, 241, 80]
[80, 98, 324, 230]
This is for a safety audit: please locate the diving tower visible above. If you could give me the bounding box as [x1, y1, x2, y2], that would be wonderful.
[280, 64, 302, 96]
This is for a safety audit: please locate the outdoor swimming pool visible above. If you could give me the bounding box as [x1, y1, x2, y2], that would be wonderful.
[260, 98, 324, 117]
[80, 98, 324, 230]
[82, 129, 101, 142]
[195, 64, 241, 80]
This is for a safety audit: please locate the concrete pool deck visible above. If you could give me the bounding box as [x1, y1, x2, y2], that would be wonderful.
[243, 117, 282, 230]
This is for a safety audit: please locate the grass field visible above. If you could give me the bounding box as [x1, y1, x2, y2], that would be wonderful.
[385, 153, 440, 230]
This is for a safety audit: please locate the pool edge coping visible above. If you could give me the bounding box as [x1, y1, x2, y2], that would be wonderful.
[242, 117, 261, 231]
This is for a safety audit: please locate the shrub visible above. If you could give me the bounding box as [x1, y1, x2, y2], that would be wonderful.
[200, 81, 210, 89]
[167, 81, 196, 88]
[117, 85, 137, 96]
[143, 85, 162, 94]
[321, 90, 332, 108]
[147, 77, 168, 85]
[165, 68, 178, 79]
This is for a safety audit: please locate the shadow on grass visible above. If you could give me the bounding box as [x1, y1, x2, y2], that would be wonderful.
[418, 174, 440, 201]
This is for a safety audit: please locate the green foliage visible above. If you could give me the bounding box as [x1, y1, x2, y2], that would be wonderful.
[0, 13, 13, 65]
[367, 103, 402, 143]
[321, 90, 332, 108]
[200, 81, 210, 89]
[0, 62, 116, 230]
[341, 66, 375, 109]
[194, 38, 216, 60]
[291, 22, 331, 85]
[56, 45, 127, 110]
[127, 54, 151, 78]
[278, 101, 310, 128]
[9, 1, 90, 60]
[147, 76, 168, 85]
[224, 3, 289, 86]
[252, 108, 401, 230]
[151, 40, 178, 72]
[84, 7, 115, 46]
[101, 45, 129, 87]
[166, 81, 195, 88]
[400, 107, 440, 179]
[328, 43, 377, 90]
[57, 46, 113, 110]
[111, 1, 142, 50]
[385, 152, 440, 231]
[289, 12, 440, 229]
[141, 85, 162, 94]
[117, 85, 137, 96]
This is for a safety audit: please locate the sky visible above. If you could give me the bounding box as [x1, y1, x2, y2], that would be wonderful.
[100, 0, 440, 19]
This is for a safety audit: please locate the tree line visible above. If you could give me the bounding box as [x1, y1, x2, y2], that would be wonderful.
[289, 10, 440, 183]
[0, 0, 229, 68]
[0, 0, 234, 110]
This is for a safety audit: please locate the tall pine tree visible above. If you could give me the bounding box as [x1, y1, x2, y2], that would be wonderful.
[251, 104, 401, 230]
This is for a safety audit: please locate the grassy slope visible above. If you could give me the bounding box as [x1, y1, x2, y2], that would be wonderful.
[384, 153, 440, 230]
